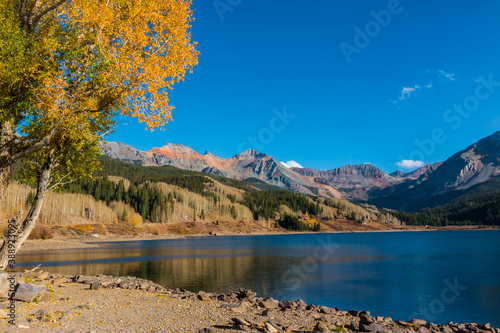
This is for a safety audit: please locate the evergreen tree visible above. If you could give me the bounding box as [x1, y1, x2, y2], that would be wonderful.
[121, 208, 128, 222]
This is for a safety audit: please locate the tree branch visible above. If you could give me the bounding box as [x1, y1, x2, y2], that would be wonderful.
[30, 0, 70, 31]
[11, 126, 58, 163]
[47, 173, 74, 190]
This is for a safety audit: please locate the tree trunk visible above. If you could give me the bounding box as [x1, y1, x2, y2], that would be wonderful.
[0, 157, 52, 270]
[0, 121, 15, 221]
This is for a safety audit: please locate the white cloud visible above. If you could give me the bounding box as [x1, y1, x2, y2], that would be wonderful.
[437, 70, 455, 81]
[396, 159, 425, 169]
[396, 70, 455, 102]
[281, 160, 303, 169]
[399, 84, 421, 100]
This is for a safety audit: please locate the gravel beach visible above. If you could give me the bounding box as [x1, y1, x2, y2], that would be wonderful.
[0, 271, 497, 333]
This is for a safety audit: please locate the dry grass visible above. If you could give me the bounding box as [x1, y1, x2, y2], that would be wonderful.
[2, 183, 117, 226]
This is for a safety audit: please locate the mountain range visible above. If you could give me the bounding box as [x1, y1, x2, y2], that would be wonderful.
[101, 130, 500, 212]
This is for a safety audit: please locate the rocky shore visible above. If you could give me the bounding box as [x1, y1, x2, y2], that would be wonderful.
[0, 271, 497, 333]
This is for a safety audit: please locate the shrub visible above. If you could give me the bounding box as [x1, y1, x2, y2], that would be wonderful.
[29, 225, 55, 240]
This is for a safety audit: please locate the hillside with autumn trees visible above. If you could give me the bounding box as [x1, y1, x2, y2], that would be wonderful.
[2, 156, 429, 238]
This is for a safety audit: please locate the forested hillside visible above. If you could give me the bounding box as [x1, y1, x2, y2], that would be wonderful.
[50, 157, 397, 231]
[382, 189, 500, 226]
[4, 156, 497, 238]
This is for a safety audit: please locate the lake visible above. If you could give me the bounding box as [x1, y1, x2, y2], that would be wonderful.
[17, 230, 500, 326]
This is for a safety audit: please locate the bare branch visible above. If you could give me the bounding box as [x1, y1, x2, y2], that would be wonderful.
[27, 264, 42, 272]
[31, 0, 70, 31]
[47, 173, 74, 190]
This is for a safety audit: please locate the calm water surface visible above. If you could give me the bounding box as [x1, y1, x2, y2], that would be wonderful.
[17, 230, 500, 326]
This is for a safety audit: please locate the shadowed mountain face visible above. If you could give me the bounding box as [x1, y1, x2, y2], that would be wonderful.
[100, 142, 343, 199]
[290, 164, 404, 199]
[101, 131, 500, 209]
[368, 131, 500, 211]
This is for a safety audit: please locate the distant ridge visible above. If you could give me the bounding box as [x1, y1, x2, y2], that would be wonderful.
[101, 142, 343, 198]
[101, 130, 500, 210]
[368, 131, 500, 211]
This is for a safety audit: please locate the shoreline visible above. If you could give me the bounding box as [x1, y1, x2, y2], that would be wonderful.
[2, 270, 498, 332]
[20, 226, 499, 252]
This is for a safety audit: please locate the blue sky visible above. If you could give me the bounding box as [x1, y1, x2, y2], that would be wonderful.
[106, 0, 500, 173]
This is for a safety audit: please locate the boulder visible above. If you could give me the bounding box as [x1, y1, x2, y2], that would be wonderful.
[264, 322, 279, 333]
[360, 323, 385, 332]
[101, 281, 113, 288]
[360, 313, 375, 325]
[13, 283, 47, 302]
[231, 307, 246, 314]
[90, 280, 101, 290]
[0, 309, 7, 319]
[261, 309, 272, 317]
[439, 326, 453, 333]
[411, 318, 427, 326]
[296, 299, 307, 308]
[318, 305, 334, 314]
[218, 294, 231, 303]
[37, 272, 49, 280]
[221, 303, 246, 313]
[349, 310, 370, 317]
[232, 323, 250, 331]
[312, 322, 330, 333]
[197, 293, 210, 301]
[259, 300, 279, 309]
[279, 301, 294, 310]
[248, 318, 265, 327]
[426, 323, 438, 331]
[232, 317, 251, 326]
[417, 327, 431, 333]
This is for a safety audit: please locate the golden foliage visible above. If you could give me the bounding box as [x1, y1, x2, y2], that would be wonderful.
[0, 1, 199, 206]
[2, 183, 117, 225]
[155, 182, 253, 222]
[3, 0, 199, 130]
[108, 200, 142, 228]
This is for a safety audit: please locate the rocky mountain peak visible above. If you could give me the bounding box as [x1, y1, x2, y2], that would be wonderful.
[233, 149, 266, 159]
[390, 170, 406, 177]
[153, 142, 194, 151]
